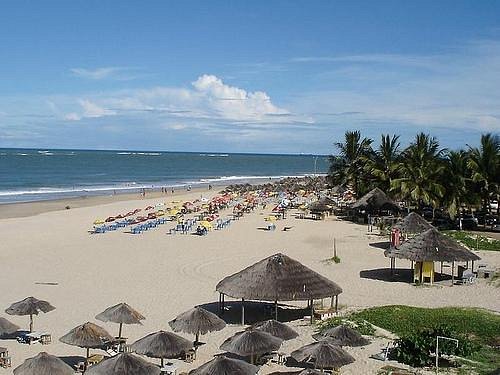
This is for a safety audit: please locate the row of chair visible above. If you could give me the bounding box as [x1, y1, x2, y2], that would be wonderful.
[130, 218, 169, 234]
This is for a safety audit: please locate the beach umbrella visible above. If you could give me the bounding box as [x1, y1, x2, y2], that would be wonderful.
[94, 219, 105, 225]
[85, 353, 160, 375]
[130, 330, 193, 367]
[13, 352, 74, 375]
[168, 306, 226, 345]
[0, 317, 20, 336]
[220, 330, 283, 364]
[95, 302, 145, 339]
[59, 322, 113, 368]
[251, 319, 298, 341]
[291, 341, 355, 371]
[189, 355, 259, 375]
[313, 325, 369, 347]
[5, 296, 55, 332]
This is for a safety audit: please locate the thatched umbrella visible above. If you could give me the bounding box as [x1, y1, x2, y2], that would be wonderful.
[393, 212, 433, 234]
[216, 253, 342, 323]
[251, 319, 298, 341]
[168, 306, 226, 345]
[291, 341, 354, 371]
[0, 317, 19, 336]
[220, 329, 283, 364]
[95, 302, 145, 339]
[5, 297, 55, 332]
[189, 355, 259, 375]
[313, 325, 369, 347]
[130, 330, 193, 367]
[351, 187, 399, 213]
[13, 352, 74, 375]
[59, 322, 114, 368]
[85, 353, 160, 375]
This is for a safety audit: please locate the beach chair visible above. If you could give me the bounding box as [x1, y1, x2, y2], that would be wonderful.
[0, 348, 11, 368]
[370, 341, 395, 361]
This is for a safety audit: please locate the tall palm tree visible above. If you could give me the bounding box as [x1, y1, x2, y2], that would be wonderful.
[391, 133, 446, 211]
[443, 150, 474, 219]
[364, 134, 401, 193]
[467, 133, 500, 213]
[329, 130, 373, 196]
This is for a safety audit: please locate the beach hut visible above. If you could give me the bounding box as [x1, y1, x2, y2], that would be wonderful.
[59, 322, 114, 370]
[351, 187, 399, 214]
[313, 324, 370, 347]
[251, 319, 298, 341]
[95, 302, 145, 340]
[85, 353, 160, 375]
[384, 228, 481, 285]
[189, 355, 259, 375]
[393, 212, 433, 235]
[216, 253, 343, 324]
[13, 352, 74, 375]
[308, 198, 335, 220]
[5, 297, 55, 333]
[290, 341, 355, 372]
[0, 317, 19, 336]
[220, 329, 283, 364]
[130, 330, 193, 368]
[168, 306, 226, 347]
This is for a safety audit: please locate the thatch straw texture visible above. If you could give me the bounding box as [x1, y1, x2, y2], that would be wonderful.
[220, 330, 283, 357]
[216, 253, 342, 301]
[169, 307, 226, 336]
[251, 319, 299, 341]
[59, 322, 113, 348]
[189, 356, 259, 375]
[0, 317, 19, 335]
[313, 325, 369, 347]
[130, 331, 193, 359]
[85, 353, 160, 375]
[13, 352, 74, 375]
[384, 228, 481, 262]
[308, 198, 334, 213]
[95, 302, 145, 325]
[393, 212, 433, 234]
[291, 341, 355, 369]
[351, 187, 398, 212]
[5, 297, 55, 316]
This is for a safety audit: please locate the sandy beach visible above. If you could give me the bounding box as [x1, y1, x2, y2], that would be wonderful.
[0, 190, 499, 374]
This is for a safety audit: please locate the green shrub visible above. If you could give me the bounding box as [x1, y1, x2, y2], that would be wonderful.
[317, 316, 376, 336]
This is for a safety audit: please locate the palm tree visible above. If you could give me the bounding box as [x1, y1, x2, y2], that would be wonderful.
[443, 150, 474, 219]
[467, 133, 500, 213]
[364, 134, 401, 193]
[329, 130, 373, 196]
[391, 133, 446, 212]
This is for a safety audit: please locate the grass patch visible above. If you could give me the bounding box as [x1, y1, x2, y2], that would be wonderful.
[349, 305, 500, 374]
[443, 230, 500, 251]
[322, 255, 341, 264]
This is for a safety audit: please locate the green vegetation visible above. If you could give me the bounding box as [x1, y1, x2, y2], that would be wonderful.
[317, 316, 376, 336]
[443, 230, 500, 251]
[329, 131, 500, 219]
[349, 305, 500, 374]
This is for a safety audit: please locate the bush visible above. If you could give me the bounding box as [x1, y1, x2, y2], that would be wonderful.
[317, 316, 376, 336]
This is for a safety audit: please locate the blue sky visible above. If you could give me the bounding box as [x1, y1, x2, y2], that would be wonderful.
[0, 1, 499, 153]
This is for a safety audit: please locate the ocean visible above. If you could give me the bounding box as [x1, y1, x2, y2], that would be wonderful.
[0, 148, 329, 204]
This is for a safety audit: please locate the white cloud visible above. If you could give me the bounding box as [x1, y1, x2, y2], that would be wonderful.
[70, 67, 139, 80]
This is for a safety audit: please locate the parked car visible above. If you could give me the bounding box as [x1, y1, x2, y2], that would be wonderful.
[490, 200, 498, 210]
[456, 214, 478, 230]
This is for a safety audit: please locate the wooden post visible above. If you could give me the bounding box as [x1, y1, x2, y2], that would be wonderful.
[274, 300, 278, 321]
[335, 295, 338, 313]
[222, 294, 225, 315]
[451, 261, 455, 286]
[333, 238, 337, 259]
[218, 293, 221, 314]
[471, 260, 475, 273]
[310, 299, 314, 324]
[241, 298, 245, 325]
[330, 295, 334, 308]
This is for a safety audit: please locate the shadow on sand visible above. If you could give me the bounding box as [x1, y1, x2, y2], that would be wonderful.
[198, 301, 312, 325]
[369, 241, 390, 250]
[360, 268, 453, 283]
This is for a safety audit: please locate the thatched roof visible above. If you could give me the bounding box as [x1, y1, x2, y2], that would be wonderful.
[220, 330, 283, 357]
[189, 356, 259, 375]
[13, 352, 74, 375]
[0, 317, 19, 335]
[385, 228, 481, 262]
[290, 341, 355, 369]
[95, 302, 145, 325]
[216, 253, 342, 301]
[130, 331, 193, 359]
[59, 322, 113, 348]
[169, 307, 226, 336]
[308, 198, 334, 213]
[85, 353, 160, 375]
[251, 319, 299, 341]
[393, 212, 433, 234]
[313, 325, 370, 347]
[6, 297, 55, 316]
[351, 187, 398, 212]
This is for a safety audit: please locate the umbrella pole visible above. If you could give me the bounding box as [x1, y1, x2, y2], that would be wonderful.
[161, 357, 164, 368]
[29, 314, 33, 333]
[118, 323, 123, 339]
[275, 300, 278, 321]
[85, 347, 90, 371]
[241, 298, 245, 325]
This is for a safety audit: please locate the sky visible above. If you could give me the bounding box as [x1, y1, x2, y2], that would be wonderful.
[0, 0, 499, 154]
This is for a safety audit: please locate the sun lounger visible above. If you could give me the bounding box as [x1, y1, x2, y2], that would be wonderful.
[370, 342, 395, 361]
